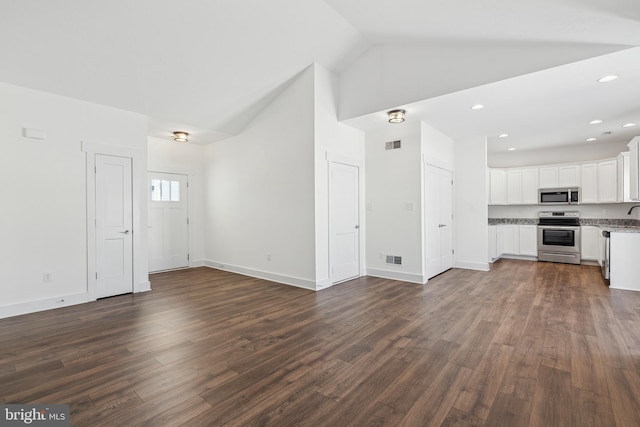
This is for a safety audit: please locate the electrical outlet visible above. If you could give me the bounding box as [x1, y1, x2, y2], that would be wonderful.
[266, 253, 271, 261]
[43, 272, 52, 282]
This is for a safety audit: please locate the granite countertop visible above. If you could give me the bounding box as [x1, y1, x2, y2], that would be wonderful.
[488, 218, 640, 232]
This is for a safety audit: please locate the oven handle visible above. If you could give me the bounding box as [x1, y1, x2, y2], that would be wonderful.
[537, 225, 580, 230]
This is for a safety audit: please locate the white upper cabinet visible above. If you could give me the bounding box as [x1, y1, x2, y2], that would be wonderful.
[507, 170, 522, 204]
[629, 137, 640, 200]
[539, 167, 559, 188]
[581, 163, 598, 204]
[618, 152, 631, 203]
[522, 168, 539, 204]
[488, 155, 624, 205]
[558, 165, 581, 187]
[598, 159, 618, 203]
[490, 169, 507, 205]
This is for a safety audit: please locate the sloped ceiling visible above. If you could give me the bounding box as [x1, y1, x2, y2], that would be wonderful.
[1, 0, 639, 150]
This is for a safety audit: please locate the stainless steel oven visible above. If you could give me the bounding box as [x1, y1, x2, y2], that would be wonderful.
[537, 211, 581, 264]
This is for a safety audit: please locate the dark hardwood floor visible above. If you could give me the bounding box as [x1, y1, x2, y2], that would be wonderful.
[2, 260, 640, 426]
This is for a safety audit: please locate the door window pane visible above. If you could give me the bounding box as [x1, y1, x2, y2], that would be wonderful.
[150, 178, 181, 202]
[170, 180, 180, 201]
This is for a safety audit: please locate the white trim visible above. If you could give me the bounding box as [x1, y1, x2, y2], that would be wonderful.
[455, 261, 490, 271]
[366, 268, 428, 284]
[148, 171, 190, 273]
[204, 261, 317, 291]
[82, 141, 146, 299]
[325, 151, 362, 167]
[315, 278, 333, 290]
[0, 293, 90, 320]
[328, 159, 363, 285]
[190, 259, 206, 267]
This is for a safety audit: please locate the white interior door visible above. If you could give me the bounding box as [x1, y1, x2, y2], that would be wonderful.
[95, 154, 133, 298]
[148, 172, 189, 272]
[426, 165, 454, 279]
[330, 162, 360, 284]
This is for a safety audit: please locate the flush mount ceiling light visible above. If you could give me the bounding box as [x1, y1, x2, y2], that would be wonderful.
[589, 120, 603, 124]
[172, 131, 189, 142]
[498, 133, 509, 138]
[507, 147, 516, 151]
[471, 104, 485, 110]
[597, 75, 618, 83]
[586, 137, 597, 142]
[622, 123, 637, 128]
[387, 109, 406, 123]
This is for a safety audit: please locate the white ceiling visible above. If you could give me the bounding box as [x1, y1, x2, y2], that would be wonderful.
[1, 0, 639, 152]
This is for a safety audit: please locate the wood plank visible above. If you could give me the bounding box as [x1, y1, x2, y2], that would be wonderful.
[0, 262, 640, 426]
[529, 365, 572, 427]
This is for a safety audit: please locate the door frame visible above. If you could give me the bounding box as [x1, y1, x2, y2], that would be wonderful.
[423, 159, 455, 281]
[147, 171, 190, 272]
[327, 153, 364, 286]
[82, 141, 149, 301]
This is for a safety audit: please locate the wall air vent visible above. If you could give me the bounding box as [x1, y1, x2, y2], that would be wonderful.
[385, 140, 401, 150]
[385, 255, 402, 265]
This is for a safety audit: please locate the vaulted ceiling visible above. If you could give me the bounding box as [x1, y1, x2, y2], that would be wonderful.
[1, 0, 639, 153]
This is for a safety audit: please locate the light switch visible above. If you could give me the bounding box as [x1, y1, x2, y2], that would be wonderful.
[22, 128, 46, 140]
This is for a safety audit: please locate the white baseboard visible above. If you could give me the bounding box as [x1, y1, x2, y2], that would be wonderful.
[137, 280, 152, 293]
[0, 292, 90, 320]
[454, 261, 490, 271]
[190, 259, 206, 267]
[204, 260, 317, 291]
[365, 268, 427, 284]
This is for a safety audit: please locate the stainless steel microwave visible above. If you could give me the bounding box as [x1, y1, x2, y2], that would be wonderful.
[538, 188, 580, 205]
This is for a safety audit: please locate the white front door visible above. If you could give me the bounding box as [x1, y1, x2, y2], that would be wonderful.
[426, 164, 454, 279]
[148, 172, 189, 272]
[95, 154, 133, 298]
[329, 162, 360, 284]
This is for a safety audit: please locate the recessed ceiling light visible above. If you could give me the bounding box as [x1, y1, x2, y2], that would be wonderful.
[498, 133, 509, 138]
[507, 147, 516, 151]
[589, 120, 603, 125]
[471, 104, 485, 110]
[586, 137, 597, 142]
[622, 123, 636, 128]
[597, 75, 618, 83]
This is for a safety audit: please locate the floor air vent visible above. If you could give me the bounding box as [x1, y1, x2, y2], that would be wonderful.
[385, 255, 402, 265]
[385, 140, 401, 150]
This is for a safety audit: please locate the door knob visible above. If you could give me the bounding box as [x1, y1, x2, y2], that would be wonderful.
[120, 230, 130, 234]
[355, 225, 359, 229]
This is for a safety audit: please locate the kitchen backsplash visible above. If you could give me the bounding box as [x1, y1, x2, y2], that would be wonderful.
[488, 203, 640, 220]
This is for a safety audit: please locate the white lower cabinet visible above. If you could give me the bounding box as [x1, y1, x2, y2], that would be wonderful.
[490, 224, 538, 260]
[518, 225, 538, 256]
[581, 226, 600, 261]
[502, 225, 518, 255]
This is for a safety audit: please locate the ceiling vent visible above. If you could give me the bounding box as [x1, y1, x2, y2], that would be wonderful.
[385, 140, 401, 150]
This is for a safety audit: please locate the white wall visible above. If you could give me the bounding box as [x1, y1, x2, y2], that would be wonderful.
[0, 81, 148, 318]
[422, 121, 454, 170]
[203, 67, 317, 289]
[338, 43, 623, 120]
[312, 64, 366, 289]
[365, 121, 425, 283]
[147, 137, 205, 265]
[488, 140, 631, 168]
[454, 136, 489, 271]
